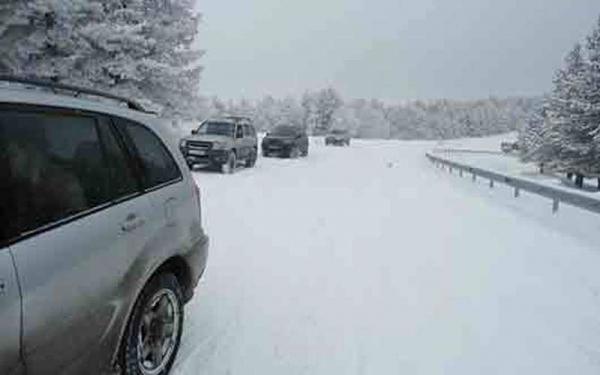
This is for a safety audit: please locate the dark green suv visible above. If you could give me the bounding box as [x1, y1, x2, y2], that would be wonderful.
[262, 125, 309, 158]
[180, 116, 258, 173]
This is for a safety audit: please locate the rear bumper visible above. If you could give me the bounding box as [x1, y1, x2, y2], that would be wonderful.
[182, 233, 209, 302]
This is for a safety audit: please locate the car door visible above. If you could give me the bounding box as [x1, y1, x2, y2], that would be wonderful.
[3, 107, 156, 374]
[248, 124, 258, 148]
[244, 124, 256, 152]
[0, 123, 24, 375]
[113, 117, 192, 271]
[0, 247, 24, 375]
[234, 123, 247, 160]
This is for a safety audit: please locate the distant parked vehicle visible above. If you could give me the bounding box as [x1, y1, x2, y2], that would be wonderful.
[325, 129, 351, 146]
[0, 76, 208, 375]
[501, 141, 520, 153]
[262, 125, 309, 158]
[180, 116, 258, 173]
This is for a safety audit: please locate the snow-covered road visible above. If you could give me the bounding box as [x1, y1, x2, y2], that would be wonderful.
[173, 138, 600, 375]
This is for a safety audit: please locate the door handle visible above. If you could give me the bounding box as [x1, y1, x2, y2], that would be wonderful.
[0, 279, 5, 295]
[121, 213, 145, 233]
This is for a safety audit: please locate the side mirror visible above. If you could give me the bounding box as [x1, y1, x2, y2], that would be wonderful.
[191, 129, 198, 135]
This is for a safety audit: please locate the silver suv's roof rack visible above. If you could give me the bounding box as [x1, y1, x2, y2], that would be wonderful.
[0, 75, 148, 113]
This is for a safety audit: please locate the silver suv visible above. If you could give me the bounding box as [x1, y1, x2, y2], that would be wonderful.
[180, 116, 258, 173]
[0, 77, 209, 375]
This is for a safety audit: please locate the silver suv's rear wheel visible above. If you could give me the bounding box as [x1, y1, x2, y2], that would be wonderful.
[121, 273, 184, 375]
[245, 148, 257, 168]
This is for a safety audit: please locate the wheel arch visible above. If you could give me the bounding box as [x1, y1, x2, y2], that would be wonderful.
[111, 255, 193, 371]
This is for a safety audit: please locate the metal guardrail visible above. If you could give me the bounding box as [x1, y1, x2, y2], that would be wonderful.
[431, 148, 505, 155]
[426, 152, 600, 215]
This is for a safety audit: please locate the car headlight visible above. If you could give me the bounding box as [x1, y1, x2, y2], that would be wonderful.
[180, 139, 187, 149]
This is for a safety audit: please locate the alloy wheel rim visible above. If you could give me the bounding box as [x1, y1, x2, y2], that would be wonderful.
[136, 289, 181, 375]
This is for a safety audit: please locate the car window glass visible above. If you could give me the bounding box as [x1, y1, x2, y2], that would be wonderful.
[116, 118, 181, 189]
[96, 118, 139, 198]
[197, 121, 234, 136]
[271, 126, 297, 136]
[236, 125, 244, 138]
[0, 109, 111, 242]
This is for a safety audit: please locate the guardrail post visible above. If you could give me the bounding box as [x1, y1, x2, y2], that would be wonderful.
[553, 199, 559, 214]
[459, 169, 463, 177]
[489, 179, 494, 188]
[514, 187, 520, 198]
[472, 173, 476, 182]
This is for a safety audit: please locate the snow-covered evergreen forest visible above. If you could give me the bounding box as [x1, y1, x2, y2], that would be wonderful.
[0, 1, 539, 140]
[520, 16, 600, 182]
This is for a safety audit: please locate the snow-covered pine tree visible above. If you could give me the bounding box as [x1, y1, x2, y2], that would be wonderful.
[0, 1, 30, 73]
[583, 16, 600, 175]
[278, 96, 304, 129]
[312, 88, 343, 135]
[545, 42, 591, 174]
[519, 105, 548, 163]
[0, 0, 94, 78]
[79, 0, 203, 117]
[1, 0, 203, 118]
[301, 91, 318, 133]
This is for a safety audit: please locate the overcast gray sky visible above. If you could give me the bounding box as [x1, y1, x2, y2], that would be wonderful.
[197, 0, 599, 101]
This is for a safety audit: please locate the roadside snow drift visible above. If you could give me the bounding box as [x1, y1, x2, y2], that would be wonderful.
[173, 137, 600, 375]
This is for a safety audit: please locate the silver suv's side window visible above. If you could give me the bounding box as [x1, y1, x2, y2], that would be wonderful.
[243, 124, 255, 138]
[96, 117, 139, 199]
[0, 108, 121, 243]
[114, 118, 181, 190]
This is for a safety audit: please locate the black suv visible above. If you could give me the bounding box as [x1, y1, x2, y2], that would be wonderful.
[262, 125, 309, 158]
[180, 116, 258, 173]
[325, 129, 351, 146]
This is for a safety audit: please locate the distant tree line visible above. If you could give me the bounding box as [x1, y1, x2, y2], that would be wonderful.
[199, 90, 538, 140]
[519, 16, 600, 187]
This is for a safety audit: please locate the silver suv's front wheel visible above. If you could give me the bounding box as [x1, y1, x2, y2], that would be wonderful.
[121, 273, 184, 375]
[221, 151, 236, 174]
